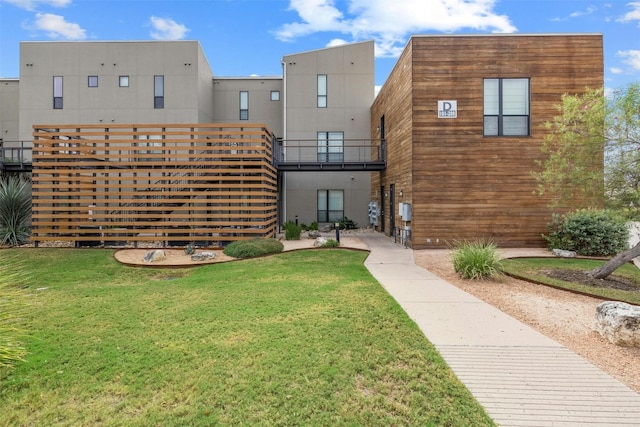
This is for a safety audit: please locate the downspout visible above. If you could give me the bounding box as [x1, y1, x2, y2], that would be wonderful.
[281, 60, 287, 225]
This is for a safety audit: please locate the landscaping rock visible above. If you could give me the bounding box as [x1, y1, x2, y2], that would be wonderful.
[594, 301, 640, 347]
[319, 224, 332, 233]
[552, 249, 577, 258]
[191, 251, 216, 262]
[314, 237, 328, 247]
[307, 230, 321, 239]
[143, 249, 166, 263]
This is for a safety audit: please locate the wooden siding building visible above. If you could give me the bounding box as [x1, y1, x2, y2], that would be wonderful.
[371, 34, 604, 249]
[31, 124, 277, 246]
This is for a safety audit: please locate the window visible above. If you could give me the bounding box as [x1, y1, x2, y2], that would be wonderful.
[317, 74, 327, 108]
[119, 76, 129, 87]
[138, 135, 163, 162]
[318, 190, 344, 223]
[239, 91, 249, 120]
[154, 75, 164, 109]
[53, 76, 63, 109]
[317, 131, 343, 162]
[270, 90, 280, 101]
[88, 76, 98, 87]
[484, 78, 530, 136]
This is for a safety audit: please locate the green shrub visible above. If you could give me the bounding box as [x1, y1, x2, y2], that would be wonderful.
[451, 239, 503, 280]
[0, 254, 28, 369]
[0, 176, 31, 246]
[543, 209, 628, 256]
[223, 238, 284, 259]
[339, 217, 358, 230]
[284, 220, 302, 240]
[308, 221, 318, 231]
[320, 239, 340, 248]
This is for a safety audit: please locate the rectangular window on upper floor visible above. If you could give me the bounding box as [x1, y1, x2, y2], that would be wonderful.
[317, 131, 343, 162]
[88, 76, 98, 87]
[154, 75, 164, 109]
[317, 74, 327, 108]
[240, 91, 249, 120]
[119, 76, 129, 87]
[53, 76, 63, 109]
[483, 78, 530, 136]
[271, 90, 280, 101]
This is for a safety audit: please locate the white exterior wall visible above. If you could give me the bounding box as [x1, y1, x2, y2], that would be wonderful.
[18, 41, 213, 142]
[282, 41, 375, 226]
[0, 79, 20, 146]
[212, 77, 283, 137]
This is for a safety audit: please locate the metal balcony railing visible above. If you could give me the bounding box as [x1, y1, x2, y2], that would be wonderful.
[0, 141, 33, 172]
[274, 139, 386, 171]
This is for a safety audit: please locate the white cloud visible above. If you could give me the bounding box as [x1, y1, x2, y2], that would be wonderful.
[0, 0, 70, 11]
[275, 0, 516, 57]
[569, 5, 597, 18]
[326, 38, 348, 47]
[618, 1, 640, 24]
[609, 67, 623, 74]
[149, 16, 189, 40]
[618, 49, 640, 71]
[29, 12, 86, 40]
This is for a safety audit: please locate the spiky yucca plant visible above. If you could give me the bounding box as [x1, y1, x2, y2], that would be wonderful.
[0, 176, 31, 246]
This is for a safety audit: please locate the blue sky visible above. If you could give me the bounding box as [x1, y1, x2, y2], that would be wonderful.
[1, 0, 639, 93]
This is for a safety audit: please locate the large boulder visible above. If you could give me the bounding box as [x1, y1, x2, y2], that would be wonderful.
[552, 249, 577, 258]
[314, 237, 328, 247]
[191, 251, 216, 262]
[143, 249, 166, 263]
[594, 301, 640, 347]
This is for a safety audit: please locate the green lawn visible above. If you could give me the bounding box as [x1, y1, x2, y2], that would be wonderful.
[0, 249, 494, 426]
[502, 257, 640, 305]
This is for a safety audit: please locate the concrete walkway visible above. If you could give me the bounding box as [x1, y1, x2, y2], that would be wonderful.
[357, 232, 640, 427]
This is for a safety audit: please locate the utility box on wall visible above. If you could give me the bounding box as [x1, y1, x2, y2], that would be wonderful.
[368, 201, 379, 226]
[398, 203, 411, 221]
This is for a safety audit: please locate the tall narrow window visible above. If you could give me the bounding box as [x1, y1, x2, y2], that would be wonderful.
[53, 76, 63, 109]
[317, 74, 327, 108]
[239, 91, 249, 120]
[483, 78, 530, 136]
[317, 131, 344, 162]
[154, 75, 164, 109]
[318, 190, 344, 223]
[88, 76, 98, 87]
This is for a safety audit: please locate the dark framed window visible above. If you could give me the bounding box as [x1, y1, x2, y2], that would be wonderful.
[317, 131, 343, 162]
[53, 76, 63, 109]
[88, 76, 98, 87]
[317, 74, 327, 108]
[154, 75, 164, 109]
[317, 190, 344, 223]
[483, 78, 530, 136]
[239, 91, 248, 120]
[119, 76, 129, 87]
[270, 90, 280, 101]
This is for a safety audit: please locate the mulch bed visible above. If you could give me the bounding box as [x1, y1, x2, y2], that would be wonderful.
[542, 269, 640, 292]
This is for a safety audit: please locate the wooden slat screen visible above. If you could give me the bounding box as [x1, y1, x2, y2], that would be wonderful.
[31, 124, 278, 247]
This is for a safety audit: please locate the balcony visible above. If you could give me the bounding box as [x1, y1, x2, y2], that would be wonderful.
[274, 139, 386, 171]
[0, 142, 32, 172]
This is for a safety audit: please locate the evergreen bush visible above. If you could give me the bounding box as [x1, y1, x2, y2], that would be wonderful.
[284, 220, 302, 240]
[223, 238, 284, 259]
[543, 209, 628, 256]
